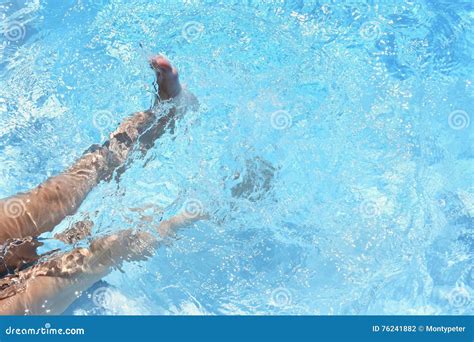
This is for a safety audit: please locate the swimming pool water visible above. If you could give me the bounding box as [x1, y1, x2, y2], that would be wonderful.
[0, 0, 473, 315]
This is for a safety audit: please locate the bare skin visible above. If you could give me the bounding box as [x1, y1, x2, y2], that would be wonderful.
[0, 55, 196, 243]
[0, 212, 205, 315]
[0, 55, 203, 315]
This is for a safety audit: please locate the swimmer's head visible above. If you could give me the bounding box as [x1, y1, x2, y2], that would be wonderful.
[149, 55, 182, 100]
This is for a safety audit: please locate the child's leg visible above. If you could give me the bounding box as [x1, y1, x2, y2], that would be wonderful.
[0, 229, 157, 315]
[0, 208, 206, 315]
[0, 56, 194, 243]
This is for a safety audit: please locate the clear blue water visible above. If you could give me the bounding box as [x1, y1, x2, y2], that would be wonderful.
[0, 0, 473, 315]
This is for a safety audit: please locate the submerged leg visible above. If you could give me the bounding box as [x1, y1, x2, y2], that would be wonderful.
[0, 209, 205, 315]
[0, 55, 196, 244]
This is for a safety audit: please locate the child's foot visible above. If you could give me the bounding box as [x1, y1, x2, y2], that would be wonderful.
[149, 55, 182, 100]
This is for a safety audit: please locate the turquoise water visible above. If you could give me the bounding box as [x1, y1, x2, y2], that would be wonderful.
[0, 0, 473, 315]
